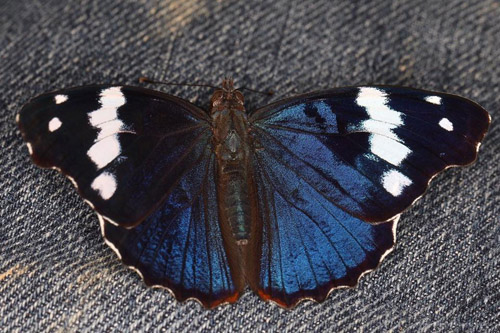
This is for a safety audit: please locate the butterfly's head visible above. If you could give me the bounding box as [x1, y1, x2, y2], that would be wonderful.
[210, 78, 245, 113]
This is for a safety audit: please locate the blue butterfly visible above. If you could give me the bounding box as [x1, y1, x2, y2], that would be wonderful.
[17, 79, 490, 308]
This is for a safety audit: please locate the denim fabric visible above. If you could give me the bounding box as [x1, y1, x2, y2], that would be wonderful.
[0, 0, 498, 331]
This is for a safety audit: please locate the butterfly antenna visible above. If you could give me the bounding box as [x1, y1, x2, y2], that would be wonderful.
[140, 76, 274, 96]
[139, 77, 219, 90]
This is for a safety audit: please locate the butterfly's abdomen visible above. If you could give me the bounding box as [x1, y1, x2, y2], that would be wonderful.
[212, 104, 254, 243]
[219, 167, 252, 241]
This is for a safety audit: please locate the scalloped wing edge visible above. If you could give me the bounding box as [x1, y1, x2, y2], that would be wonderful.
[100, 212, 398, 309]
[255, 217, 399, 309]
[98, 215, 242, 309]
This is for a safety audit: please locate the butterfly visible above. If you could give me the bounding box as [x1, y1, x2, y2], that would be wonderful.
[17, 79, 490, 308]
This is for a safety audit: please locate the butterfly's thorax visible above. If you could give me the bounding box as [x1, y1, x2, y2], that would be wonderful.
[210, 80, 254, 243]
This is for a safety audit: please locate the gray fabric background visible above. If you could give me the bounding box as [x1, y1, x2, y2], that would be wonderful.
[0, 0, 498, 331]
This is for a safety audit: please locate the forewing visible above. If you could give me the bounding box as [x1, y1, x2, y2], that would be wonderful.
[17, 85, 211, 227]
[102, 152, 243, 308]
[250, 86, 490, 223]
[248, 86, 489, 306]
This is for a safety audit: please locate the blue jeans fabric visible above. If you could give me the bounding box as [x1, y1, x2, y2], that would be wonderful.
[0, 0, 498, 331]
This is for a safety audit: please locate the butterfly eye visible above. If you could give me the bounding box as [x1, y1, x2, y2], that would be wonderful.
[210, 90, 224, 106]
[234, 91, 244, 104]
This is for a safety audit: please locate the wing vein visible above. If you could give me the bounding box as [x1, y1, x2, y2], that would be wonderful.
[147, 149, 212, 277]
[255, 127, 387, 214]
[256, 159, 350, 276]
[258, 168, 287, 297]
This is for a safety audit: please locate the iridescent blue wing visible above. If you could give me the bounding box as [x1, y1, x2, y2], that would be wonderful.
[250, 164, 396, 307]
[17, 86, 243, 306]
[248, 86, 490, 307]
[102, 152, 244, 308]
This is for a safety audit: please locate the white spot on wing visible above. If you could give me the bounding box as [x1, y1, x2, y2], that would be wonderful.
[88, 87, 126, 126]
[55, 94, 68, 104]
[356, 87, 411, 166]
[369, 134, 411, 166]
[382, 170, 412, 196]
[88, 106, 118, 125]
[425, 95, 442, 105]
[87, 135, 121, 169]
[87, 87, 130, 169]
[356, 87, 403, 126]
[96, 119, 127, 140]
[439, 117, 453, 131]
[91, 172, 117, 200]
[48, 117, 62, 132]
[100, 87, 126, 107]
[359, 119, 399, 140]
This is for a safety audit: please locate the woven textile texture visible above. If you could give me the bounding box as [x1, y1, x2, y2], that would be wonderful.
[0, 0, 498, 331]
